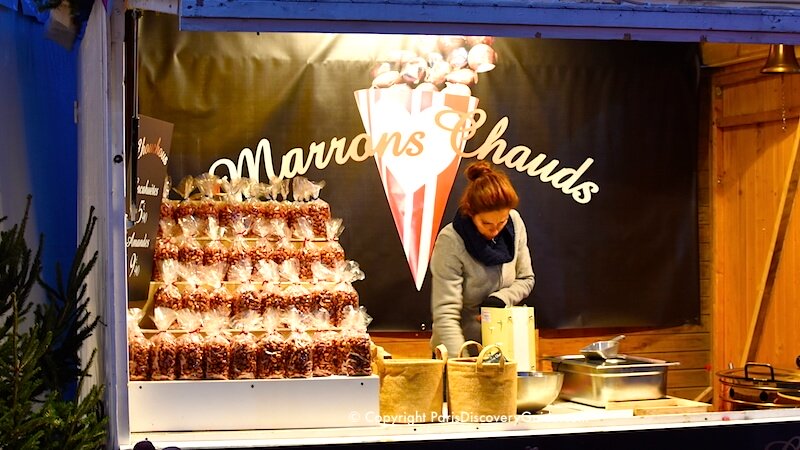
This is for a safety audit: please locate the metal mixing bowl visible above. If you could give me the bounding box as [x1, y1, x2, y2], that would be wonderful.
[516, 371, 564, 413]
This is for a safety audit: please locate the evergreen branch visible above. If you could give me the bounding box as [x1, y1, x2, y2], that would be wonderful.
[0, 196, 42, 332]
[35, 207, 100, 398]
[0, 199, 108, 448]
[2, 292, 52, 448]
[59, 350, 108, 449]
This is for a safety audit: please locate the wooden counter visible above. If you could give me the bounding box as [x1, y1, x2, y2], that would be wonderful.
[122, 402, 800, 450]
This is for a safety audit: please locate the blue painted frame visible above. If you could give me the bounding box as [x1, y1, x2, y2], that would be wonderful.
[178, 0, 800, 44]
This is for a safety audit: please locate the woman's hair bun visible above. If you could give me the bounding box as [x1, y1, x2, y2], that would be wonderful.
[465, 160, 494, 182]
[459, 160, 519, 215]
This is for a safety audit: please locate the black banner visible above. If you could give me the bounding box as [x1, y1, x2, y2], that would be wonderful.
[137, 13, 700, 331]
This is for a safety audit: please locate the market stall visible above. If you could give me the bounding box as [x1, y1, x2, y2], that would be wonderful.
[73, 0, 800, 448]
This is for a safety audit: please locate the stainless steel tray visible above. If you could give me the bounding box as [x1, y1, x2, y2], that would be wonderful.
[551, 355, 680, 408]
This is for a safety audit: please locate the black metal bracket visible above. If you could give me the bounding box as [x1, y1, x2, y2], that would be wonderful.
[125, 9, 142, 228]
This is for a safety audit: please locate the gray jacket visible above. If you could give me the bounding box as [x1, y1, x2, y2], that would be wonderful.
[429, 209, 535, 355]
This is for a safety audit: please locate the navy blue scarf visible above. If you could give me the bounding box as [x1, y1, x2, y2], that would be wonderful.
[452, 209, 515, 266]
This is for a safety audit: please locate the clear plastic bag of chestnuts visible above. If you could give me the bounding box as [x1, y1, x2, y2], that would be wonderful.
[175, 309, 205, 380]
[203, 311, 232, 380]
[127, 308, 152, 381]
[149, 307, 179, 380]
[283, 308, 313, 378]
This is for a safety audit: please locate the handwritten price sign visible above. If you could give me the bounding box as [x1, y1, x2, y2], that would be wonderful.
[125, 115, 173, 303]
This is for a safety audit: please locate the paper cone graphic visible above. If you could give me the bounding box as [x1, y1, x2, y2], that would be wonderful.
[354, 87, 480, 290]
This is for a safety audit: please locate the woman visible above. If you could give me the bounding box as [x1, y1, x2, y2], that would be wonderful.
[430, 161, 535, 356]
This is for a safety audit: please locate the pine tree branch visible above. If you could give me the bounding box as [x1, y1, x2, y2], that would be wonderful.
[35, 207, 100, 398]
[0, 199, 107, 449]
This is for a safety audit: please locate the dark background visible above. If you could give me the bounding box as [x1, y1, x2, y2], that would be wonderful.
[137, 12, 700, 331]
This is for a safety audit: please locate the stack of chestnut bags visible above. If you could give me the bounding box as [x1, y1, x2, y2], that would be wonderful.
[128, 305, 372, 381]
[130, 173, 372, 381]
[151, 174, 357, 323]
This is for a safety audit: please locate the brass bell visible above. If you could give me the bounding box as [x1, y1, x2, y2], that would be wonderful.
[761, 44, 800, 74]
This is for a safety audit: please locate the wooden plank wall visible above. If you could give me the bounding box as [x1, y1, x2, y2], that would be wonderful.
[371, 77, 715, 401]
[710, 57, 800, 409]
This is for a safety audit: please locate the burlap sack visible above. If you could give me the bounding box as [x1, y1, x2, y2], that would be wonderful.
[374, 344, 448, 423]
[446, 341, 517, 422]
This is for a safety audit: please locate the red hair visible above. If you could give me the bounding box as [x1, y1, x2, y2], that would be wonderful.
[458, 161, 519, 216]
